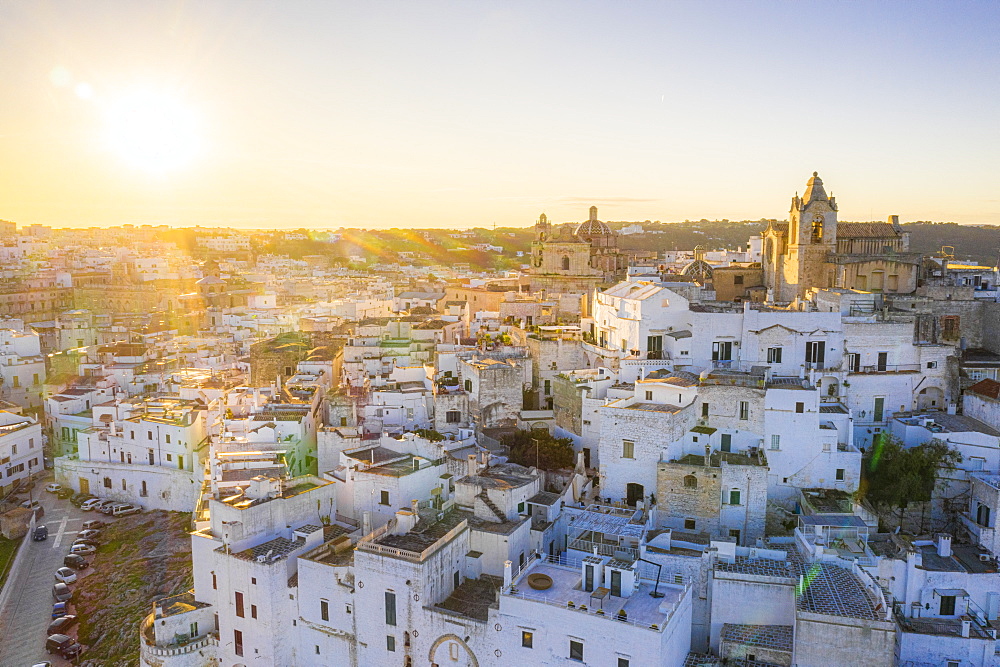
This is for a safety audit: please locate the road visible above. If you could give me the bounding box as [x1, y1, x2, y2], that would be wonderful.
[0, 485, 90, 667]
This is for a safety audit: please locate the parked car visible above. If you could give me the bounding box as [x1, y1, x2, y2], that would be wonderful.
[20, 499, 40, 510]
[81, 519, 104, 531]
[80, 498, 103, 511]
[71, 493, 95, 507]
[77, 529, 101, 540]
[52, 582, 72, 602]
[74, 537, 99, 547]
[54, 567, 77, 584]
[56, 487, 74, 500]
[45, 633, 82, 659]
[32, 525, 48, 541]
[31, 662, 52, 667]
[51, 602, 68, 619]
[63, 554, 87, 570]
[47, 614, 77, 635]
[112, 503, 142, 516]
[98, 502, 122, 515]
[31, 505, 44, 519]
[68, 543, 96, 556]
[44, 483, 62, 494]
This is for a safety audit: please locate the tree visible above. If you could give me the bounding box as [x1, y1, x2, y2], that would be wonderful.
[857, 434, 961, 515]
[502, 430, 575, 471]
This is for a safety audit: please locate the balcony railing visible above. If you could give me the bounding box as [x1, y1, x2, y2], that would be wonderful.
[851, 364, 920, 374]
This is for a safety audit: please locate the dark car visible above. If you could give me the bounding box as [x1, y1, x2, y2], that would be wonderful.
[52, 582, 72, 602]
[51, 602, 68, 619]
[56, 487, 74, 500]
[74, 537, 99, 547]
[81, 519, 104, 531]
[70, 492, 93, 506]
[47, 614, 78, 635]
[33, 524, 48, 541]
[63, 553, 88, 570]
[45, 633, 82, 659]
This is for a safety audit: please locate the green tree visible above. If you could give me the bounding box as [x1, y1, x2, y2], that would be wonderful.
[857, 434, 961, 515]
[502, 430, 575, 471]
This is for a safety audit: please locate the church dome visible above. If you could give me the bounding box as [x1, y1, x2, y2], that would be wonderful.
[575, 206, 612, 237]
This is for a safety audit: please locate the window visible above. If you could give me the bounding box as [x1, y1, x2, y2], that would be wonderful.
[517, 501, 525, 514]
[619, 659, 631, 667]
[315, 645, 321, 655]
[10, 376, 17, 388]
[387, 635, 396, 652]
[701, 402, 709, 418]
[684, 518, 696, 530]
[10, 444, 15, 456]
[121, 479, 127, 491]
[569, 640, 584, 661]
[729, 529, 741, 542]
[147, 430, 153, 440]
[739, 401, 749, 420]
[235, 592, 245, 618]
[927, 361, 937, 369]
[561, 256, 570, 270]
[805, 341, 825, 366]
[212, 572, 217, 590]
[103, 476, 112, 489]
[720, 434, 732, 452]
[544, 380, 551, 395]
[847, 353, 860, 373]
[795, 402, 804, 414]
[178, 455, 184, 469]
[380, 490, 390, 506]
[166, 454, 172, 462]
[165, 434, 171, 444]
[385, 591, 396, 626]
[770, 434, 780, 450]
[647, 335, 663, 359]
[940, 595, 956, 616]
[969, 456, 986, 471]
[522, 630, 533, 648]
[464, 379, 472, 392]
[252, 578, 256, 585]
[733, 274, 744, 285]
[251, 604, 257, 619]
[320, 600, 329, 621]
[234, 629, 243, 657]
[712, 341, 733, 362]
[729, 489, 741, 505]
[622, 440, 634, 459]
[684, 475, 697, 489]
[645, 391, 653, 401]
[446, 410, 461, 423]
[835, 469, 845, 481]
[766, 347, 782, 363]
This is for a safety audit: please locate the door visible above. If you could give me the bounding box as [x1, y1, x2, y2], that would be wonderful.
[874, 397, 885, 423]
[584, 564, 594, 592]
[610, 570, 621, 597]
[583, 448, 591, 469]
[626, 483, 644, 507]
[877, 352, 888, 372]
[79, 478, 89, 495]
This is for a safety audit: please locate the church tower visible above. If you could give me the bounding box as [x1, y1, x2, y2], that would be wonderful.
[784, 172, 838, 300]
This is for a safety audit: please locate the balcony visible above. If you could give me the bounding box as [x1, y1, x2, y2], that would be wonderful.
[959, 512, 995, 547]
[850, 364, 920, 374]
[140, 612, 219, 658]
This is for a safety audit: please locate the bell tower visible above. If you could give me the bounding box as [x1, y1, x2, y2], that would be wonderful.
[786, 172, 838, 299]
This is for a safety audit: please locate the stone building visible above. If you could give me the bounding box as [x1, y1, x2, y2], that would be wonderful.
[657, 449, 768, 546]
[762, 173, 921, 303]
[528, 207, 632, 293]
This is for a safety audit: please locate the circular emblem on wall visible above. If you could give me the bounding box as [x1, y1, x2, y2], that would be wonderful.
[412, 630, 419, 638]
[413, 593, 420, 601]
[357, 581, 364, 588]
[495, 649, 503, 657]
[494, 623, 502, 632]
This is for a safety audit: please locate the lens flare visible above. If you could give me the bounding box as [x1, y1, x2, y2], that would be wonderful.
[105, 90, 201, 173]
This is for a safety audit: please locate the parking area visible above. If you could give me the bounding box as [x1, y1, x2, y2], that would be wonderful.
[0, 483, 99, 666]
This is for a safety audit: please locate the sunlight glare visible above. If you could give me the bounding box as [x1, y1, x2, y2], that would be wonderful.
[105, 90, 201, 173]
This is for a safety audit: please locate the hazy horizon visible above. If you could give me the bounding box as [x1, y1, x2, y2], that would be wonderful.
[1, 1, 997, 230]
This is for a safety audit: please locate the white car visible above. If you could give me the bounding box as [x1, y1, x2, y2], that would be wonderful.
[45, 483, 62, 494]
[80, 498, 102, 511]
[54, 567, 77, 584]
[69, 543, 96, 556]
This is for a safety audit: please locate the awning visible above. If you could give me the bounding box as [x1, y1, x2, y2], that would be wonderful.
[934, 588, 970, 598]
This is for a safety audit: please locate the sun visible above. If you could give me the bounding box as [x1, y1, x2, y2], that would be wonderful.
[105, 90, 201, 173]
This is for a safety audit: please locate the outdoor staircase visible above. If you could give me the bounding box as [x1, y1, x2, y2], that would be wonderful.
[477, 491, 507, 523]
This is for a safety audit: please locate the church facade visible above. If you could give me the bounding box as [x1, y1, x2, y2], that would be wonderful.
[528, 206, 633, 293]
[762, 172, 921, 304]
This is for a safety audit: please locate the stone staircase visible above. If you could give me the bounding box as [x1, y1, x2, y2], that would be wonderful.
[477, 491, 507, 523]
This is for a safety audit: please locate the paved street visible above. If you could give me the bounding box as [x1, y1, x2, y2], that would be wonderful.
[0, 485, 90, 666]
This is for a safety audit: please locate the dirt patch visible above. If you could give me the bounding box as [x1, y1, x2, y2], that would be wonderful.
[74, 511, 193, 667]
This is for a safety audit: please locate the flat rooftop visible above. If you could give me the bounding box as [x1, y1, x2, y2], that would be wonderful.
[721, 624, 793, 652]
[894, 412, 1000, 437]
[506, 558, 685, 630]
[434, 574, 502, 621]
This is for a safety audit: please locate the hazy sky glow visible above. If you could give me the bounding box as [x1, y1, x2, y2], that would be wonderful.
[0, 1, 997, 229]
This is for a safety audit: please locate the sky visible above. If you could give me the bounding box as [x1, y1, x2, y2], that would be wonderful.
[0, 1, 997, 230]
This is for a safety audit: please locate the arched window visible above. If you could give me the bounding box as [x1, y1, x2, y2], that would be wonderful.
[811, 215, 823, 243]
[683, 475, 697, 489]
[561, 256, 570, 270]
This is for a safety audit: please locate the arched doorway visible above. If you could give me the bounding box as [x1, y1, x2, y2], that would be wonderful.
[917, 386, 945, 411]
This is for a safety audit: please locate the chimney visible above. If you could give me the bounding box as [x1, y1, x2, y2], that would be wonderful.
[503, 560, 513, 588]
[467, 454, 478, 478]
[961, 620, 971, 638]
[411, 498, 420, 515]
[936, 533, 952, 558]
[705, 445, 711, 467]
[888, 215, 900, 230]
